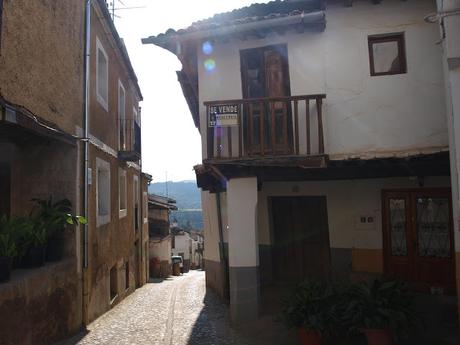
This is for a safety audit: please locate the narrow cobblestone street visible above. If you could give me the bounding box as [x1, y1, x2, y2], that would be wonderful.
[60, 270, 282, 345]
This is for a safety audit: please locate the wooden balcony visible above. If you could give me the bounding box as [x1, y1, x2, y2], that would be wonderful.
[118, 119, 141, 162]
[204, 94, 326, 164]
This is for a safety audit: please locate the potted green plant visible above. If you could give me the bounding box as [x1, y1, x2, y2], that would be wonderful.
[281, 280, 339, 345]
[20, 217, 48, 268]
[31, 198, 86, 262]
[0, 216, 17, 282]
[343, 279, 417, 345]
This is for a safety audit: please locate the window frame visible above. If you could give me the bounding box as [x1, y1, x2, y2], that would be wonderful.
[96, 37, 109, 111]
[368, 33, 407, 77]
[96, 157, 111, 227]
[119, 168, 127, 218]
[118, 80, 126, 150]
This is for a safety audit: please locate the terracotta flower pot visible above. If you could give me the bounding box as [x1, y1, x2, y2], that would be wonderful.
[362, 329, 393, 345]
[298, 328, 322, 345]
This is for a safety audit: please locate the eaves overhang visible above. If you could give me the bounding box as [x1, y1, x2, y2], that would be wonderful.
[142, 10, 325, 55]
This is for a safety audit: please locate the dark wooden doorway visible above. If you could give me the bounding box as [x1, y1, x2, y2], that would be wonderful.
[240, 45, 292, 155]
[271, 196, 331, 283]
[0, 163, 11, 217]
[382, 189, 456, 292]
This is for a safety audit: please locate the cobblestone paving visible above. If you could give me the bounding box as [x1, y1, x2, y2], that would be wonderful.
[61, 270, 255, 345]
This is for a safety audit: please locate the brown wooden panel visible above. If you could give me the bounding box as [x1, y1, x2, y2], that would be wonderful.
[271, 196, 331, 283]
[382, 188, 455, 292]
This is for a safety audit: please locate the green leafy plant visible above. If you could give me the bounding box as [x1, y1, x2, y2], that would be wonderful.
[343, 279, 418, 340]
[281, 280, 342, 337]
[31, 197, 86, 239]
[0, 215, 34, 259]
[0, 224, 17, 258]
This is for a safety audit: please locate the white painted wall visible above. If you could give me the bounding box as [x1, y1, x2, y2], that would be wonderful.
[201, 191, 222, 262]
[197, 0, 447, 159]
[172, 232, 192, 260]
[149, 237, 171, 263]
[227, 177, 259, 267]
[436, 0, 460, 252]
[258, 176, 451, 250]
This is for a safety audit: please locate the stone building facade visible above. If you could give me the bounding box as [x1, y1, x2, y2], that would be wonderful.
[0, 1, 150, 344]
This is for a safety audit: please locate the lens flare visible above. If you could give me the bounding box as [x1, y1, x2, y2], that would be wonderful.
[202, 41, 213, 55]
[204, 58, 216, 72]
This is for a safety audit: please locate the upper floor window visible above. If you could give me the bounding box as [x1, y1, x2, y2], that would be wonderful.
[118, 81, 126, 150]
[96, 157, 111, 226]
[119, 168, 127, 218]
[368, 33, 407, 76]
[96, 38, 109, 111]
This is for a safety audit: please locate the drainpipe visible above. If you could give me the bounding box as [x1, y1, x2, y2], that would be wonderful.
[216, 192, 229, 300]
[82, 0, 91, 324]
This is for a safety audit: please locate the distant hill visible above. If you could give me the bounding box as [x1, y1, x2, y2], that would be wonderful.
[149, 180, 203, 230]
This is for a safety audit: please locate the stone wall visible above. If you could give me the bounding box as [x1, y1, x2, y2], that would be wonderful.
[0, 260, 82, 345]
[0, 0, 84, 135]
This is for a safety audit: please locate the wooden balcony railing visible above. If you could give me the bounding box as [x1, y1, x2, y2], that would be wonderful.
[205, 94, 326, 160]
[118, 119, 141, 162]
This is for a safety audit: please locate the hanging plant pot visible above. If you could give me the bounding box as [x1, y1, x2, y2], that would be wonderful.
[21, 245, 46, 268]
[0, 257, 13, 283]
[362, 329, 393, 345]
[298, 329, 322, 345]
[46, 235, 65, 262]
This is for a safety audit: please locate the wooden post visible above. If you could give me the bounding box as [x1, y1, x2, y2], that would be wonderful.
[227, 126, 232, 158]
[238, 104, 243, 158]
[271, 101, 276, 155]
[317, 97, 324, 154]
[216, 127, 222, 158]
[283, 102, 289, 154]
[260, 101, 265, 156]
[206, 105, 214, 159]
[294, 100, 299, 155]
[248, 104, 253, 156]
[306, 99, 311, 155]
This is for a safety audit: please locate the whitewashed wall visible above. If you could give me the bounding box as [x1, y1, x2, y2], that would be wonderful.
[172, 233, 192, 260]
[149, 237, 171, 262]
[197, 0, 447, 159]
[258, 176, 451, 250]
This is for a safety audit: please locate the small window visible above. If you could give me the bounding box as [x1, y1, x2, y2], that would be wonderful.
[368, 33, 406, 76]
[96, 37, 109, 110]
[125, 260, 130, 290]
[134, 175, 139, 231]
[118, 81, 126, 150]
[110, 265, 118, 301]
[119, 168, 127, 218]
[96, 158, 111, 226]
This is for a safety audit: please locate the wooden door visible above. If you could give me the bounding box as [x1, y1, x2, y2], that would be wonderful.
[0, 163, 11, 217]
[383, 189, 455, 292]
[240, 45, 292, 155]
[272, 197, 331, 283]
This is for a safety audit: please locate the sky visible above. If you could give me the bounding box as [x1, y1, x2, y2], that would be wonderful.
[112, 0, 270, 182]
